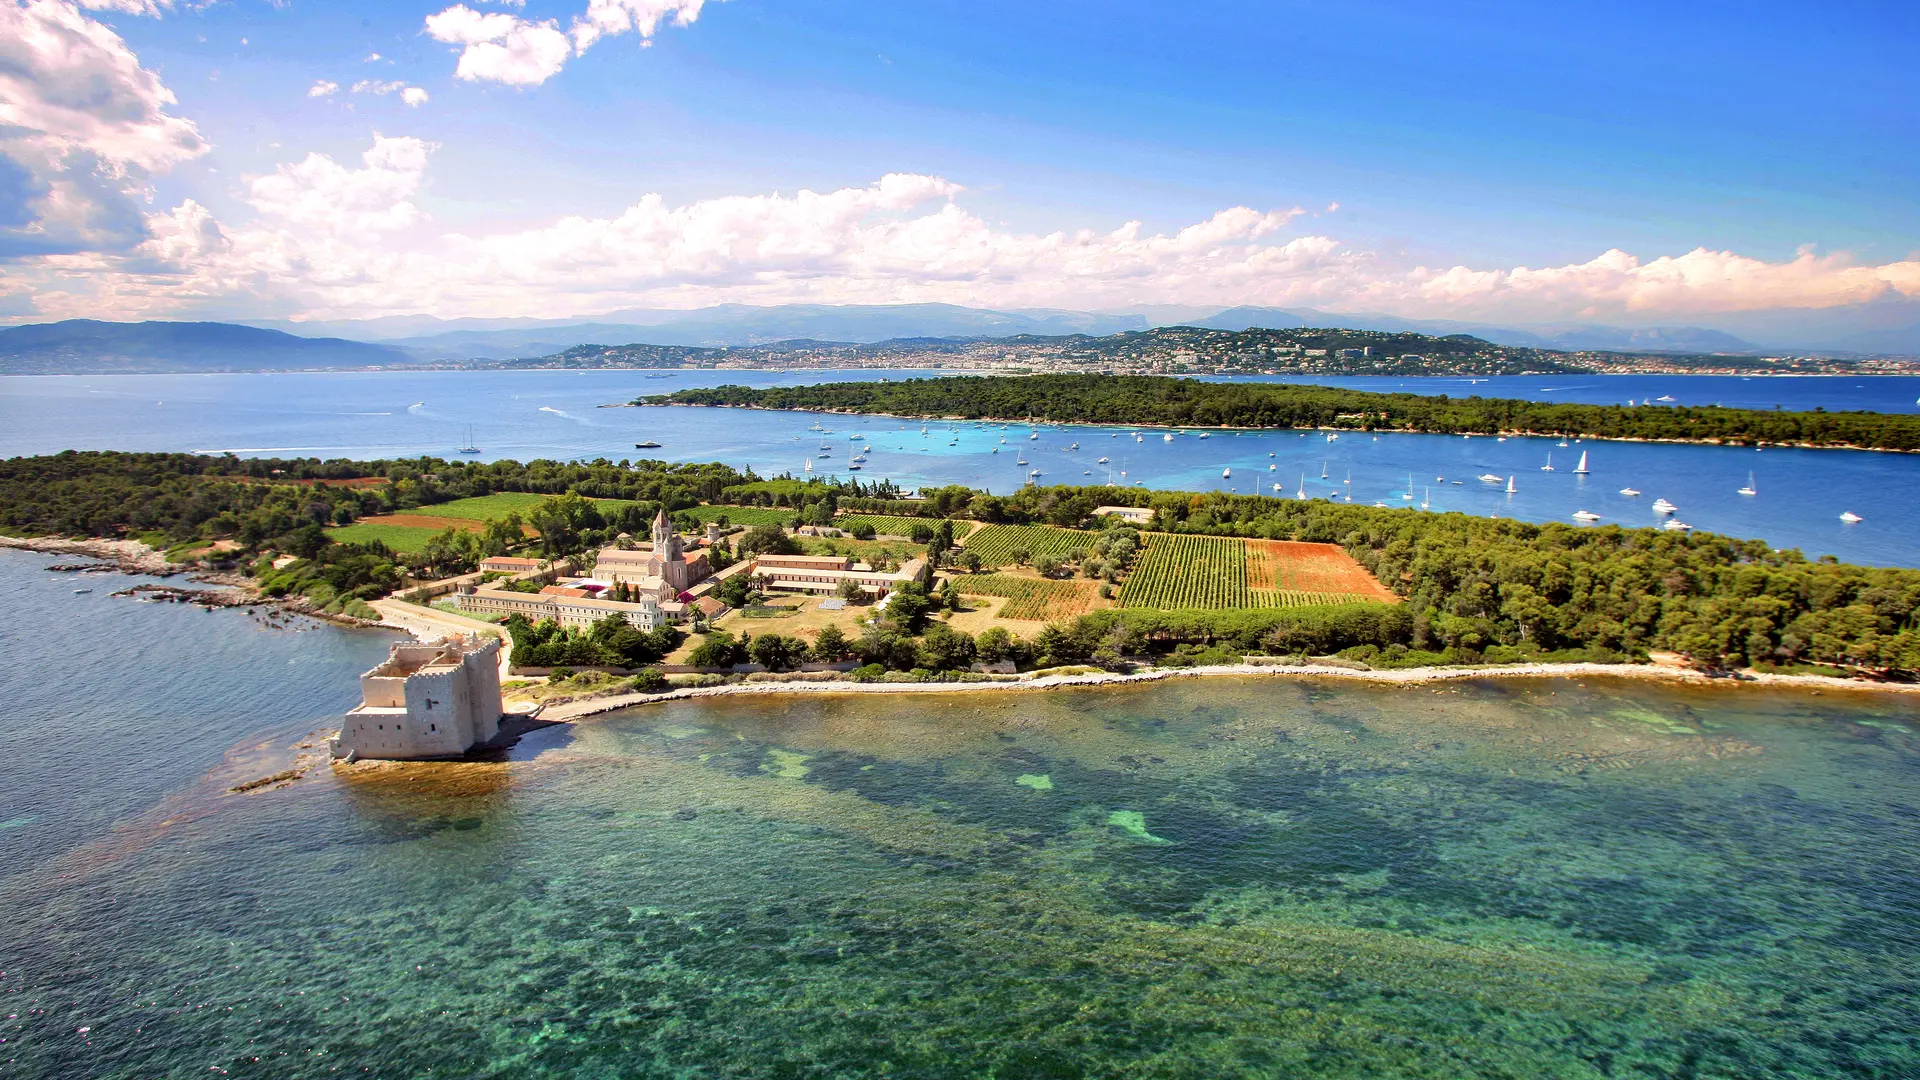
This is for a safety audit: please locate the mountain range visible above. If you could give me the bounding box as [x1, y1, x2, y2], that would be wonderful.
[3, 302, 1916, 374]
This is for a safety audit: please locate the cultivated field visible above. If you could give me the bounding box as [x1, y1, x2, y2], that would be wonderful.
[950, 573, 1102, 621]
[412, 493, 553, 520]
[682, 504, 798, 527]
[836, 514, 976, 539]
[1119, 534, 1395, 610]
[962, 524, 1097, 567]
[324, 522, 441, 553]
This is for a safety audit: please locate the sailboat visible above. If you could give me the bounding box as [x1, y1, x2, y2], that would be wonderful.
[1737, 471, 1757, 497]
[1401, 473, 1415, 500]
[1573, 451, 1591, 474]
[1558, 438, 1569, 448]
[1421, 487, 1431, 511]
[1505, 476, 1516, 494]
[457, 425, 481, 455]
[1541, 452, 1554, 472]
[1320, 460, 1328, 479]
[1297, 474, 1308, 500]
[803, 458, 813, 473]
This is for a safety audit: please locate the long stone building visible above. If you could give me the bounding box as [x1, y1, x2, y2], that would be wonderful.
[751, 553, 928, 596]
[333, 635, 504, 761]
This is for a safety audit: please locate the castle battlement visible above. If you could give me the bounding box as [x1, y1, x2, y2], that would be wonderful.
[332, 635, 503, 761]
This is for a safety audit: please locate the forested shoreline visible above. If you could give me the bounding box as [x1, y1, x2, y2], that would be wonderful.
[644, 375, 1920, 451]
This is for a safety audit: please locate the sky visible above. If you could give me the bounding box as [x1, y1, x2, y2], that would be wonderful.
[2, 0, 1918, 344]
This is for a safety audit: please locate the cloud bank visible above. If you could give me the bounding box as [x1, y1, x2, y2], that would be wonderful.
[12, 134, 1917, 328]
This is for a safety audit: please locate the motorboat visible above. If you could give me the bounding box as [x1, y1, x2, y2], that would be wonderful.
[1097, 456, 1109, 463]
[1222, 467, 1231, 479]
[1663, 519, 1692, 532]
[1198, 432, 1210, 439]
[634, 440, 662, 449]
[1840, 511, 1864, 523]
[1572, 510, 1602, 522]
[1163, 432, 1174, 442]
[1651, 498, 1678, 514]
[1478, 473, 1504, 484]
[1619, 487, 1641, 496]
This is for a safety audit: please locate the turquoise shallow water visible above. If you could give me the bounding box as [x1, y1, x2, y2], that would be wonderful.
[3, 561, 1919, 1080]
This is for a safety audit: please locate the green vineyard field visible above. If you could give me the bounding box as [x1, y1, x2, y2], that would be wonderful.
[950, 573, 1100, 621]
[836, 515, 976, 539]
[961, 524, 1097, 567]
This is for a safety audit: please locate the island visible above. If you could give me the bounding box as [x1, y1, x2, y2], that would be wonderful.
[4, 451, 1916, 708]
[642, 373, 1920, 452]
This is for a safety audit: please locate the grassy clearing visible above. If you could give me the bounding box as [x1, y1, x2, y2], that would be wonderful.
[1119, 534, 1392, 610]
[325, 522, 442, 553]
[836, 514, 975, 539]
[962, 524, 1097, 568]
[950, 572, 1101, 621]
[411, 493, 553, 521]
[682, 504, 798, 527]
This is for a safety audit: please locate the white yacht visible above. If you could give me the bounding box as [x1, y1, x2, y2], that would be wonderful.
[1572, 510, 1602, 522]
[1663, 519, 1692, 532]
[1737, 471, 1757, 497]
[1651, 498, 1678, 514]
[1478, 473, 1505, 484]
[1198, 432, 1210, 439]
[1096, 456, 1109, 464]
[1162, 432, 1174, 442]
[1840, 511, 1864, 523]
[1619, 487, 1641, 497]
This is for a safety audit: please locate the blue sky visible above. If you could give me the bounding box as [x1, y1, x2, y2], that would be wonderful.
[4, 0, 1917, 340]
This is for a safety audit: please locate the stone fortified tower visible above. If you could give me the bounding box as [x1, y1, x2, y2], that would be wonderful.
[333, 635, 502, 761]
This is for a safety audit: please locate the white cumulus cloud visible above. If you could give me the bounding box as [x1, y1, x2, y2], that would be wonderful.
[0, 0, 208, 258]
[307, 79, 339, 97]
[425, 5, 573, 86]
[424, 0, 707, 86]
[78, 0, 170, 14]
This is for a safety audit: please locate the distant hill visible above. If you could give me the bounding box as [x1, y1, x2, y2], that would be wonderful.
[0, 320, 413, 374]
[255, 303, 1150, 358]
[1185, 306, 1762, 355]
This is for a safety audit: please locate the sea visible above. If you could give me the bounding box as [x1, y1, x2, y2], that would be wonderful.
[1, 548, 1917, 1078]
[3, 369, 1918, 566]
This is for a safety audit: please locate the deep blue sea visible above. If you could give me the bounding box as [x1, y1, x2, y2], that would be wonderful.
[2, 369, 1917, 566]
[3, 548, 1919, 1078]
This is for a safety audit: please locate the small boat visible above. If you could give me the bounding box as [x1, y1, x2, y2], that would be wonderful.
[847, 464, 862, 471]
[1069, 442, 1079, 450]
[1506, 476, 1517, 494]
[1029, 431, 1039, 440]
[1320, 460, 1329, 479]
[803, 459, 813, 472]
[1663, 519, 1692, 532]
[1541, 452, 1555, 472]
[1163, 433, 1174, 442]
[1573, 451, 1590, 474]
[1273, 482, 1285, 492]
[1016, 456, 1029, 466]
[1737, 471, 1757, 497]
[73, 588, 92, 594]
[1269, 463, 1276, 472]
[1656, 395, 1676, 403]
[1096, 456, 1109, 464]
[634, 440, 662, 449]
[1840, 511, 1864, 523]
[1326, 432, 1339, 441]
[1297, 475, 1309, 500]
[1619, 487, 1641, 496]
[1421, 487, 1432, 510]
[991, 447, 1000, 454]
[1198, 432, 1210, 439]
[458, 424, 481, 455]
[1572, 510, 1602, 522]
[1222, 467, 1232, 479]
[1478, 473, 1504, 484]
[1402, 473, 1415, 500]
[1652, 498, 1678, 514]
[1558, 438, 1569, 447]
